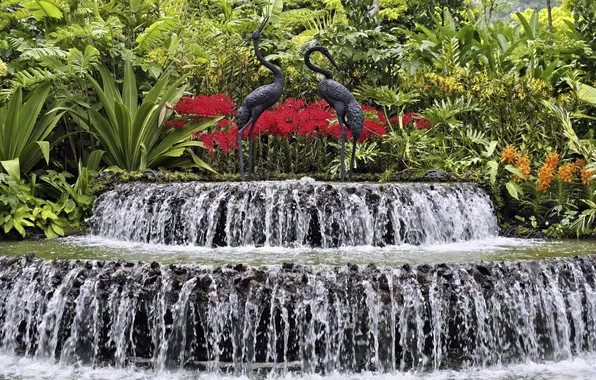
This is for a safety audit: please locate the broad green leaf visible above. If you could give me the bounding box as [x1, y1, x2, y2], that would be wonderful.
[24, 0, 63, 20]
[64, 199, 76, 213]
[567, 78, 596, 106]
[187, 148, 217, 173]
[487, 160, 498, 184]
[13, 220, 26, 237]
[504, 164, 526, 180]
[515, 12, 534, 40]
[3, 218, 13, 234]
[42, 225, 58, 239]
[1, 158, 20, 181]
[50, 223, 64, 236]
[263, 0, 283, 24]
[506, 181, 519, 200]
[87, 150, 105, 171]
[36, 141, 50, 165]
[5, 86, 22, 159]
[123, 58, 138, 118]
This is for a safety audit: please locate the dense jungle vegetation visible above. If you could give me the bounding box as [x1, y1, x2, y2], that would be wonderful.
[0, 0, 595, 239]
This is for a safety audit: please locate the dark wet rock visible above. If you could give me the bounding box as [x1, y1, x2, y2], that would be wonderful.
[476, 264, 491, 276]
[421, 169, 452, 182]
[282, 262, 294, 271]
[234, 264, 247, 272]
[2, 254, 596, 373]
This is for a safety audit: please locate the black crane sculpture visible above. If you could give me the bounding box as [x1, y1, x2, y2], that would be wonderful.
[236, 17, 284, 180]
[304, 46, 364, 181]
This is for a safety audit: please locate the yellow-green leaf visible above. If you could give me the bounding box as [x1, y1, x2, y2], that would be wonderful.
[36, 141, 50, 165]
[1, 158, 20, 181]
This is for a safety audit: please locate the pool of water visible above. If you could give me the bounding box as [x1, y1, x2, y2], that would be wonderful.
[1, 352, 595, 380]
[0, 236, 595, 266]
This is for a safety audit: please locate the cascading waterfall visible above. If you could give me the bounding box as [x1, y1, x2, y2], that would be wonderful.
[2, 254, 596, 375]
[87, 180, 498, 247]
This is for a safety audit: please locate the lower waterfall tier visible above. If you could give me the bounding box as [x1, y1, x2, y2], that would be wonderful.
[87, 181, 498, 247]
[1, 254, 595, 373]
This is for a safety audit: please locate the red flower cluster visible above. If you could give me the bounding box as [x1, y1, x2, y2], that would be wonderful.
[165, 94, 236, 129]
[168, 94, 431, 154]
[388, 112, 433, 129]
[175, 94, 235, 118]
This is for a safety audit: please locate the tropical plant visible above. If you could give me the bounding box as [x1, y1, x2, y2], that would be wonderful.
[0, 82, 64, 175]
[0, 172, 78, 239]
[68, 60, 220, 171]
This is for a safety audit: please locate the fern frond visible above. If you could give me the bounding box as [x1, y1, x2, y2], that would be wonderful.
[10, 67, 56, 87]
[68, 45, 100, 76]
[20, 47, 68, 60]
[136, 18, 178, 53]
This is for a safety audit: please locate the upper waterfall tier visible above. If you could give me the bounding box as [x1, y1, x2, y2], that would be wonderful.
[87, 180, 498, 247]
[88, 180, 498, 248]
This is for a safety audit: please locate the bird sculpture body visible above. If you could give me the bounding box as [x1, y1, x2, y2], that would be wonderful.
[304, 46, 363, 181]
[236, 17, 284, 180]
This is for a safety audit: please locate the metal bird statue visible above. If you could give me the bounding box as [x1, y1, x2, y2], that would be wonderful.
[236, 17, 284, 180]
[304, 46, 363, 181]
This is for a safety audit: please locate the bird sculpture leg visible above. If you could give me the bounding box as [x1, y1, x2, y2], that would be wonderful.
[238, 117, 256, 181]
[337, 116, 347, 182]
[349, 135, 357, 181]
[247, 123, 257, 180]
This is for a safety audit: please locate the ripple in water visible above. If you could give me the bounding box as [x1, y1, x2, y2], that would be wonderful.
[2, 353, 596, 379]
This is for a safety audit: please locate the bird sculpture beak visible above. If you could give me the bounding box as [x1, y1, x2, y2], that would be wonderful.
[257, 17, 269, 34]
[327, 53, 340, 72]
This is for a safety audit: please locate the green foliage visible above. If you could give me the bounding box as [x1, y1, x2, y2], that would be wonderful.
[0, 169, 92, 239]
[0, 83, 64, 174]
[69, 59, 219, 171]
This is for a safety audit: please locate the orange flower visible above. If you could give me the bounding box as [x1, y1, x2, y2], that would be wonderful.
[558, 163, 575, 183]
[581, 168, 594, 185]
[514, 154, 531, 183]
[544, 152, 559, 169]
[576, 159, 586, 168]
[538, 163, 555, 191]
[500, 145, 517, 164]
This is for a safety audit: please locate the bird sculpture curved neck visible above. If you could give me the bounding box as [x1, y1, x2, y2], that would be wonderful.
[253, 37, 283, 83]
[236, 18, 284, 181]
[304, 47, 334, 80]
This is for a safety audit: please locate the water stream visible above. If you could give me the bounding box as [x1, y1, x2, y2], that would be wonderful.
[2, 180, 595, 379]
[87, 181, 498, 247]
[2, 255, 596, 377]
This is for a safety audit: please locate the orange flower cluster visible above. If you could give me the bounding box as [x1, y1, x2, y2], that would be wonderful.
[514, 154, 531, 183]
[575, 159, 593, 184]
[558, 163, 576, 183]
[544, 152, 560, 168]
[581, 168, 594, 185]
[537, 152, 560, 192]
[500, 145, 517, 164]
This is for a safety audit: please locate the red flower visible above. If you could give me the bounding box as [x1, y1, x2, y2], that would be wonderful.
[402, 112, 415, 126]
[174, 94, 236, 118]
[165, 120, 185, 128]
[414, 118, 433, 129]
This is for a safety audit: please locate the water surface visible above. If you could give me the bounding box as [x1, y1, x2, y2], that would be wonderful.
[1, 236, 595, 266]
[1, 352, 596, 379]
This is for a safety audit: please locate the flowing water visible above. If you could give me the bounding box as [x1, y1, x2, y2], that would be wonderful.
[2, 180, 596, 379]
[87, 181, 498, 247]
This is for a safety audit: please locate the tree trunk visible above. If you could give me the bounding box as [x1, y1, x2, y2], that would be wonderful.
[546, 0, 553, 32]
[371, 0, 379, 15]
